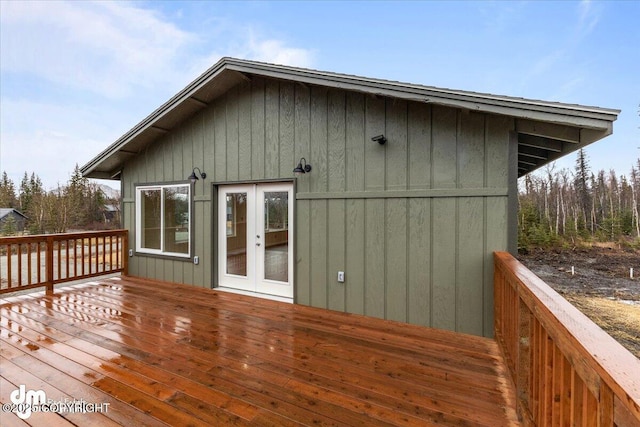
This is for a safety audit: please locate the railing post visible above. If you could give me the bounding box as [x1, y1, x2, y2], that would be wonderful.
[45, 235, 54, 294]
[122, 232, 129, 276]
[517, 298, 533, 425]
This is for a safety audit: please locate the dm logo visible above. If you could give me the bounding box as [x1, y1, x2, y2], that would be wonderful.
[10, 385, 46, 420]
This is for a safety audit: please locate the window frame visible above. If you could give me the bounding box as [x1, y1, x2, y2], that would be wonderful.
[135, 182, 192, 259]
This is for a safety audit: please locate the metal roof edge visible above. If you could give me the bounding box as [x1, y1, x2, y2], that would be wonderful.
[221, 58, 620, 118]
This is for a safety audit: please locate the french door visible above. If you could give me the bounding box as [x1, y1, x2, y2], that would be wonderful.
[217, 183, 293, 299]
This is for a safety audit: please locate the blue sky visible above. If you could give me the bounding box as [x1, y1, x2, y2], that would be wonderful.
[1, 0, 638, 190]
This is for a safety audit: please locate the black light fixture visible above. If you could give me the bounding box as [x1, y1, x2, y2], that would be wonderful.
[372, 134, 387, 145]
[188, 167, 207, 183]
[293, 157, 312, 176]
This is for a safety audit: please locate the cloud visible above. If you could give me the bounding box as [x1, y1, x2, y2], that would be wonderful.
[1, 1, 316, 189]
[245, 36, 315, 68]
[184, 26, 315, 84]
[0, 98, 118, 189]
[0, 1, 193, 99]
[578, 0, 600, 36]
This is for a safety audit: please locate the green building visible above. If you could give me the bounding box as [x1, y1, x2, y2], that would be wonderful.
[82, 58, 618, 337]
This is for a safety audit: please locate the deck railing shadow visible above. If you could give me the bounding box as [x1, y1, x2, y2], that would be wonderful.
[0, 230, 128, 294]
[495, 251, 640, 426]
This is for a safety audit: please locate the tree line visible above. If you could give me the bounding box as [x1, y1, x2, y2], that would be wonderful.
[0, 165, 119, 235]
[2, 153, 639, 247]
[519, 149, 640, 250]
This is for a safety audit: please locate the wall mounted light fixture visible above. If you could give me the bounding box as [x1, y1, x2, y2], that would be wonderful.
[372, 134, 387, 145]
[293, 158, 312, 176]
[188, 167, 207, 183]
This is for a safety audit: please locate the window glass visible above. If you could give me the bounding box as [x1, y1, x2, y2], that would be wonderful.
[164, 186, 189, 254]
[136, 184, 191, 257]
[264, 191, 288, 231]
[141, 189, 161, 250]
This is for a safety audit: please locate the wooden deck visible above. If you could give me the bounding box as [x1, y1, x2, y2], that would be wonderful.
[0, 276, 519, 426]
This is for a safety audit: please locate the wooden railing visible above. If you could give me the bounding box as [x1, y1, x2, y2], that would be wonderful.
[494, 251, 640, 426]
[0, 230, 128, 295]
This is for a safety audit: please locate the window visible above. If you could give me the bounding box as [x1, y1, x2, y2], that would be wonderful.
[264, 191, 288, 231]
[136, 183, 191, 258]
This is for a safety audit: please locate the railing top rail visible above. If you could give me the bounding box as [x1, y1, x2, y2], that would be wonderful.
[0, 229, 128, 244]
[494, 251, 640, 419]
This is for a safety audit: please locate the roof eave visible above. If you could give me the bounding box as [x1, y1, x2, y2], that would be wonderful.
[81, 57, 620, 180]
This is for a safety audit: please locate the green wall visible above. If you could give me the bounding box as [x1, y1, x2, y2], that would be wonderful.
[122, 76, 514, 337]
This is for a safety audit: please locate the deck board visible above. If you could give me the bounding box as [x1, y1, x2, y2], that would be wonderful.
[0, 276, 520, 426]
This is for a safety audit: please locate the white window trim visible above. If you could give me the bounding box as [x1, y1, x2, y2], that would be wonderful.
[135, 183, 191, 258]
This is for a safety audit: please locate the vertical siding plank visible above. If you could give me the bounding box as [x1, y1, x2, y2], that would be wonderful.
[364, 96, 385, 191]
[408, 198, 431, 327]
[310, 199, 327, 308]
[265, 80, 280, 179]
[408, 103, 431, 189]
[385, 99, 408, 190]
[172, 130, 183, 181]
[163, 134, 174, 183]
[238, 82, 252, 182]
[310, 87, 328, 193]
[345, 199, 365, 315]
[183, 123, 194, 184]
[457, 197, 484, 335]
[431, 198, 456, 330]
[203, 107, 215, 288]
[152, 138, 164, 181]
[327, 199, 346, 311]
[214, 101, 227, 182]
[279, 82, 295, 179]
[458, 111, 485, 188]
[486, 114, 512, 188]
[295, 199, 311, 305]
[192, 115, 204, 189]
[432, 106, 457, 189]
[203, 106, 216, 175]
[365, 199, 385, 319]
[484, 114, 511, 334]
[126, 197, 139, 276]
[345, 93, 365, 192]
[195, 199, 205, 287]
[226, 86, 240, 182]
[251, 78, 266, 180]
[327, 90, 346, 192]
[182, 121, 195, 286]
[294, 84, 311, 193]
[485, 197, 508, 335]
[386, 198, 407, 322]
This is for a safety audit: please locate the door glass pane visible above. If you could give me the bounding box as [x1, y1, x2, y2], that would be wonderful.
[141, 189, 161, 250]
[226, 193, 247, 276]
[264, 191, 288, 282]
[163, 186, 189, 254]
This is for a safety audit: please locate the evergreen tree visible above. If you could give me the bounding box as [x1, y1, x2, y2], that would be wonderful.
[574, 149, 591, 232]
[0, 172, 17, 207]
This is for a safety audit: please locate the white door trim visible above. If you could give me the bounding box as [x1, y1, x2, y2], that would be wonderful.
[217, 183, 294, 300]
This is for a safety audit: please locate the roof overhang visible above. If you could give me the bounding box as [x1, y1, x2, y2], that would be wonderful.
[81, 57, 620, 180]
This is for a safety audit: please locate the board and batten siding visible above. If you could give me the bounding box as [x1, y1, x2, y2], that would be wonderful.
[121, 76, 513, 337]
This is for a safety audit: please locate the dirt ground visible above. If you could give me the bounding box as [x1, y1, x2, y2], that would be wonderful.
[518, 245, 640, 358]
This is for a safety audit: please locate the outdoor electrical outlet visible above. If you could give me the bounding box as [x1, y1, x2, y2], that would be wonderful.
[337, 271, 345, 283]
[193, 256, 199, 265]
